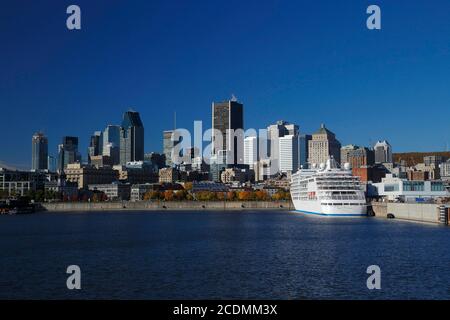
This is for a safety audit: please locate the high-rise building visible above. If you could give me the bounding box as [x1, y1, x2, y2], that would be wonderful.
[308, 124, 341, 165]
[88, 131, 103, 164]
[374, 140, 392, 163]
[347, 147, 375, 168]
[47, 155, 57, 172]
[279, 135, 299, 173]
[58, 136, 81, 172]
[244, 136, 258, 169]
[340, 144, 359, 164]
[299, 134, 312, 168]
[266, 120, 299, 173]
[103, 125, 121, 165]
[211, 99, 244, 166]
[120, 111, 144, 165]
[163, 130, 182, 167]
[31, 132, 48, 171]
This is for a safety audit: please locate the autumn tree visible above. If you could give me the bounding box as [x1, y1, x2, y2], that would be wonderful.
[174, 190, 187, 201]
[164, 190, 174, 201]
[254, 190, 269, 201]
[238, 191, 254, 201]
[226, 191, 236, 201]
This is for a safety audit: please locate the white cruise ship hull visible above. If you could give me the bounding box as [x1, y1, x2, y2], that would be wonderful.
[292, 200, 367, 217]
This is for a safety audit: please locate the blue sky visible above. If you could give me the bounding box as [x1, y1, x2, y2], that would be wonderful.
[1, 0, 450, 168]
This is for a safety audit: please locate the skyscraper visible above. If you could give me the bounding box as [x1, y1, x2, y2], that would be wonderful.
[244, 136, 258, 169]
[211, 99, 244, 166]
[120, 111, 144, 165]
[163, 130, 182, 167]
[58, 136, 81, 172]
[31, 132, 48, 171]
[374, 140, 393, 163]
[266, 120, 299, 173]
[103, 125, 120, 165]
[279, 135, 299, 173]
[308, 124, 341, 165]
[299, 134, 312, 168]
[47, 155, 57, 172]
[88, 131, 103, 164]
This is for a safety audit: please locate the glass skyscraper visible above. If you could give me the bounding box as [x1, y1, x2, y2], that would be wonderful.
[31, 132, 48, 171]
[58, 136, 81, 172]
[103, 125, 121, 165]
[211, 99, 244, 166]
[120, 111, 144, 165]
[88, 131, 103, 163]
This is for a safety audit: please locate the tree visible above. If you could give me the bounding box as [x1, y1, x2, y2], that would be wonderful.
[226, 191, 236, 201]
[216, 192, 225, 201]
[238, 191, 254, 201]
[272, 191, 284, 201]
[184, 182, 193, 191]
[174, 190, 187, 201]
[164, 190, 174, 201]
[255, 190, 269, 201]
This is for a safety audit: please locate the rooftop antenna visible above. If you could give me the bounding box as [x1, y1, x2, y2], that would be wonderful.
[231, 94, 237, 102]
[174, 111, 177, 130]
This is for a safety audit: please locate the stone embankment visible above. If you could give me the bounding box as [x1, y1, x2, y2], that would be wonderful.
[39, 200, 293, 212]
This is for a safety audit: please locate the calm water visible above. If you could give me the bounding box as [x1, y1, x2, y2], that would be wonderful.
[1, 210, 450, 299]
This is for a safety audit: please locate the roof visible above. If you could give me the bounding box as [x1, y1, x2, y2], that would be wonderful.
[314, 123, 335, 136]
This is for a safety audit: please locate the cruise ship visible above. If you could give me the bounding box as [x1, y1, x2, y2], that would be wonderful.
[290, 157, 367, 217]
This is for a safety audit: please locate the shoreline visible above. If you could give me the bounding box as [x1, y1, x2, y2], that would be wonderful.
[37, 200, 294, 212]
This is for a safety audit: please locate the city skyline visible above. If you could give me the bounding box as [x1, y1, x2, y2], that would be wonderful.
[2, 1, 450, 168]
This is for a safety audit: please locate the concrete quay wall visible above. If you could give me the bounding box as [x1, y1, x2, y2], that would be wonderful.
[370, 202, 441, 224]
[39, 201, 293, 212]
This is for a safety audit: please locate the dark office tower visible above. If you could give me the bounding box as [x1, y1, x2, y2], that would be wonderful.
[211, 99, 244, 166]
[299, 134, 312, 168]
[103, 125, 120, 165]
[163, 130, 182, 167]
[88, 131, 103, 163]
[31, 132, 48, 171]
[58, 136, 81, 172]
[120, 111, 144, 165]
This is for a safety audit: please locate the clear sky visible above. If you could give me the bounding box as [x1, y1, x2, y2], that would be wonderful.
[1, 0, 450, 169]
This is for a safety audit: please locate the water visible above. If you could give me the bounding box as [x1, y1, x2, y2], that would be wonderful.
[1, 210, 450, 299]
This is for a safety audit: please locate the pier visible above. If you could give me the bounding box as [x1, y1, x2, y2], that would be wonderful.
[371, 202, 450, 225]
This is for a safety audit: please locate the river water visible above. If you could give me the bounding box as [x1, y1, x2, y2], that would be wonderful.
[1, 210, 449, 299]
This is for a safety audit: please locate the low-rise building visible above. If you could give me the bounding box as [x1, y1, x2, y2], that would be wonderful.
[90, 155, 112, 168]
[407, 169, 429, 181]
[114, 161, 158, 184]
[0, 168, 32, 196]
[130, 183, 159, 201]
[88, 183, 131, 201]
[221, 168, 246, 184]
[440, 159, 450, 181]
[65, 163, 117, 189]
[191, 181, 228, 193]
[352, 165, 387, 183]
[370, 174, 449, 202]
[159, 167, 179, 183]
[0, 168, 58, 196]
